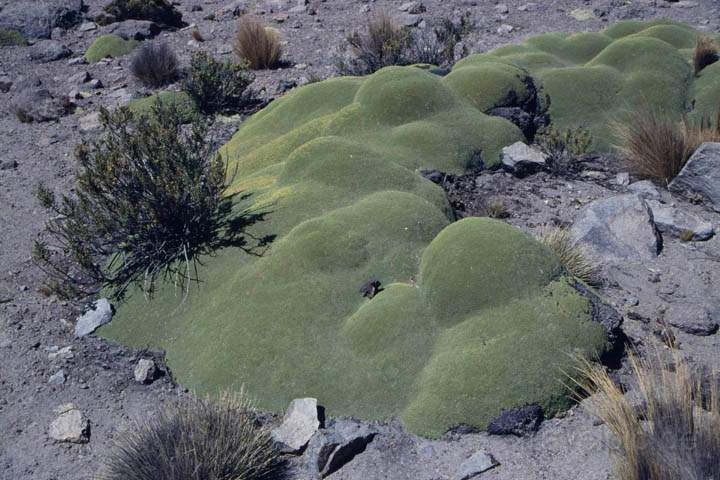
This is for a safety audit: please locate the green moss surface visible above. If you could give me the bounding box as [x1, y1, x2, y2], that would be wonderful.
[84, 34, 138, 63]
[101, 21, 720, 437]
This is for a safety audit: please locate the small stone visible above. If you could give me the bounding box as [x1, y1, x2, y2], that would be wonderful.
[48, 346, 73, 361]
[570, 8, 595, 21]
[488, 404, 544, 436]
[134, 359, 157, 384]
[67, 56, 86, 66]
[495, 4, 510, 14]
[0, 159, 18, 170]
[497, 23, 514, 35]
[628, 180, 662, 200]
[398, 1, 426, 14]
[456, 450, 499, 480]
[615, 172, 630, 186]
[501, 142, 547, 177]
[49, 405, 89, 443]
[74, 298, 113, 337]
[48, 370, 66, 385]
[78, 21, 97, 32]
[0, 76, 12, 93]
[29, 40, 72, 63]
[88, 78, 103, 89]
[68, 71, 92, 84]
[271, 398, 322, 453]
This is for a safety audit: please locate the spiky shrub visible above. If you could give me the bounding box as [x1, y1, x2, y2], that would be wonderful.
[103, 0, 184, 27]
[33, 101, 233, 300]
[613, 107, 720, 185]
[183, 51, 255, 115]
[130, 42, 179, 88]
[539, 227, 597, 285]
[340, 14, 473, 75]
[694, 36, 718, 76]
[484, 197, 509, 219]
[234, 16, 282, 70]
[0, 27, 26, 47]
[99, 392, 283, 480]
[535, 126, 592, 174]
[571, 349, 720, 480]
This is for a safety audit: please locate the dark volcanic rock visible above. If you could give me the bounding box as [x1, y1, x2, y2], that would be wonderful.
[29, 40, 72, 63]
[487, 404, 544, 436]
[305, 418, 378, 478]
[0, 0, 83, 39]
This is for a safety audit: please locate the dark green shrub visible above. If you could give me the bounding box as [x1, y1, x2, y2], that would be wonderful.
[103, 0, 184, 28]
[130, 42, 179, 88]
[182, 51, 255, 115]
[33, 100, 236, 300]
[535, 126, 592, 174]
[0, 27, 26, 47]
[99, 392, 284, 480]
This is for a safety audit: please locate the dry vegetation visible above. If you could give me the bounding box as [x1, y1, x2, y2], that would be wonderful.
[612, 106, 720, 185]
[694, 36, 719, 76]
[234, 16, 282, 70]
[535, 126, 592, 174]
[99, 391, 284, 480]
[130, 42, 179, 88]
[572, 349, 720, 480]
[539, 226, 597, 285]
[183, 51, 255, 114]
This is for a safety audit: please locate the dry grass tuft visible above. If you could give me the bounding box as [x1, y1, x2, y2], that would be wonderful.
[694, 36, 719, 76]
[612, 106, 720, 186]
[130, 41, 178, 88]
[99, 390, 284, 480]
[539, 226, 597, 285]
[234, 16, 282, 69]
[483, 197, 509, 219]
[191, 29, 204, 42]
[571, 349, 720, 480]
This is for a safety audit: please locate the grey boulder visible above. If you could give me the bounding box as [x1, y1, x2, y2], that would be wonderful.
[456, 450, 499, 480]
[570, 194, 660, 263]
[74, 298, 113, 337]
[647, 200, 714, 241]
[0, 0, 83, 39]
[501, 141, 548, 177]
[272, 398, 322, 453]
[103, 20, 161, 41]
[666, 303, 719, 336]
[305, 418, 378, 478]
[29, 40, 71, 62]
[13, 88, 69, 122]
[628, 180, 662, 200]
[487, 404, 543, 436]
[669, 142, 720, 212]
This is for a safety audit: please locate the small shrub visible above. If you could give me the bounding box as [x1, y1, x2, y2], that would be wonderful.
[130, 42, 179, 88]
[234, 16, 282, 70]
[535, 126, 592, 174]
[0, 27, 26, 47]
[103, 0, 184, 28]
[571, 349, 720, 480]
[339, 13, 473, 75]
[99, 391, 284, 480]
[694, 36, 719, 76]
[84, 34, 138, 63]
[183, 51, 255, 115]
[127, 90, 198, 123]
[539, 226, 597, 285]
[484, 198, 509, 219]
[612, 106, 720, 185]
[679, 229, 696, 242]
[33, 100, 236, 300]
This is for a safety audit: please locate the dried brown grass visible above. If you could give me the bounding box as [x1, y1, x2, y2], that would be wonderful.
[694, 36, 719, 76]
[234, 16, 282, 69]
[539, 226, 597, 285]
[571, 348, 720, 480]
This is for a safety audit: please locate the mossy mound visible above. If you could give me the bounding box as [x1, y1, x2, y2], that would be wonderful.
[84, 34, 138, 63]
[102, 21, 720, 437]
[127, 91, 198, 123]
[0, 28, 26, 47]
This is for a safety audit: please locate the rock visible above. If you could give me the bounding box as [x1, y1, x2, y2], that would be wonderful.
[49, 404, 89, 443]
[74, 298, 113, 337]
[456, 450, 499, 479]
[88, 78, 103, 89]
[487, 404, 544, 436]
[48, 346, 73, 361]
[570, 8, 596, 21]
[615, 172, 630, 186]
[419, 169, 447, 184]
[395, 13, 423, 27]
[0, 159, 18, 170]
[398, 1, 426, 14]
[272, 398, 322, 453]
[305, 418, 378, 478]
[497, 23, 514, 35]
[501, 142, 547, 177]
[68, 71, 92, 85]
[79, 112, 102, 132]
[669, 143, 720, 212]
[570, 194, 660, 263]
[105, 20, 161, 41]
[359, 279, 383, 299]
[628, 180, 662, 200]
[29, 40, 71, 62]
[134, 359, 157, 384]
[48, 369, 66, 385]
[666, 303, 719, 336]
[0, 76, 13, 93]
[13, 88, 69, 122]
[78, 22, 98, 32]
[646, 200, 714, 241]
[488, 107, 533, 138]
[0, 0, 83, 39]
[495, 4, 510, 14]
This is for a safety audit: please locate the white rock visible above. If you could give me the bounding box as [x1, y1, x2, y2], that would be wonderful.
[48, 370, 66, 385]
[134, 359, 157, 384]
[271, 398, 321, 453]
[49, 405, 89, 443]
[74, 298, 113, 337]
[456, 450, 499, 479]
[501, 141, 547, 177]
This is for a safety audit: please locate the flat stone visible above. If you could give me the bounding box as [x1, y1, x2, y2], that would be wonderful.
[456, 450, 499, 480]
[49, 405, 89, 443]
[647, 200, 714, 241]
[570, 8, 596, 21]
[48, 369, 66, 385]
[669, 142, 720, 212]
[78, 22, 97, 32]
[571, 194, 660, 263]
[501, 142, 547, 177]
[271, 398, 322, 453]
[74, 298, 113, 337]
[666, 303, 719, 336]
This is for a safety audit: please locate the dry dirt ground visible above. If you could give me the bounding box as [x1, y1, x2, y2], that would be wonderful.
[1, 1, 720, 479]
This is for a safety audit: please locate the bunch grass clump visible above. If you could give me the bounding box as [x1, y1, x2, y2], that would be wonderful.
[130, 42, 179, 88]
[183, 51, 256, 115]
[33, 100, 237, 300]
[571, 349, 720, 480]
[99, 391, 284, 480]
[339, 13, 472, 75]
[539, 226, 597, 285]
[234, 16, 282, 70]
[535, 126, 592, 174]
[693, 36, 719, 76]
[612, 105, 720, 185]
[103, 0, 184, 28]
